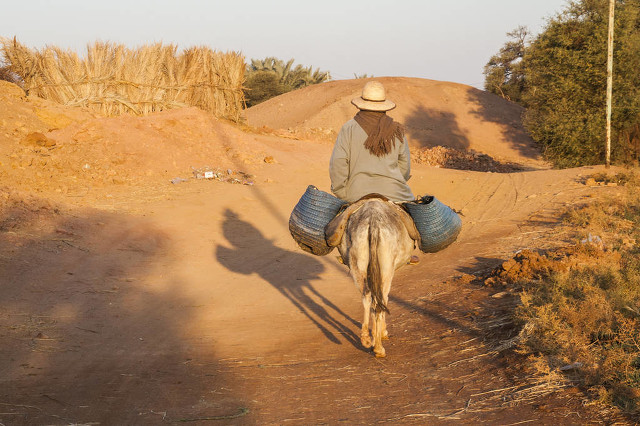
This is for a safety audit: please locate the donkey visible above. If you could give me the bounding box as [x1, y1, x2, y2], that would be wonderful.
[326, 197, 419, 357]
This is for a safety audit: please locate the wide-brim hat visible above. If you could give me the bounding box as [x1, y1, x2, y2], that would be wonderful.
[351, 81, 396, 111]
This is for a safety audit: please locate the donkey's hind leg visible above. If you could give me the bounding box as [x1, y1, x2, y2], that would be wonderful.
[361, 290, 372, 348]
[381, 312, 389, 340]
[380, 283, 391, 340]
[372, 311, 386, 358]
[374, 265, 395, 355]
[351, 267, 372, 348]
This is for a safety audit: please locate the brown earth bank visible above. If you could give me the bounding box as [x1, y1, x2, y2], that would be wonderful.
[0, 79, 632, 424]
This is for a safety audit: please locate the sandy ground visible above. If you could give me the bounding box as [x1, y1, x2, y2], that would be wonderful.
[0, 78, 629, 424]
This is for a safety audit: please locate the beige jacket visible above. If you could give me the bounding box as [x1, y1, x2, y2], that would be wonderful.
[329, 119, 414, 203]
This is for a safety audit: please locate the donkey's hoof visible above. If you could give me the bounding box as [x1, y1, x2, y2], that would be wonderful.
[361, 335, 372, 348]
[374, 348, 386, 358]
[382, 330, 389, 340]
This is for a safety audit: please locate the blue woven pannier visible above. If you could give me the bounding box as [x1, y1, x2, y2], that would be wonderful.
[404, 195, 462, 253]
[289, 185, 347, 256]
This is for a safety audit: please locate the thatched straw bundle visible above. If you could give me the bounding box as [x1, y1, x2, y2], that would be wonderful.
[0, 38, 245, 121]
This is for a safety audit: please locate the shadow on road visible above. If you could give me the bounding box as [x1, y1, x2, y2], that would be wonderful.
[215, 208, 364, 350]
[0, 196, 246, 424]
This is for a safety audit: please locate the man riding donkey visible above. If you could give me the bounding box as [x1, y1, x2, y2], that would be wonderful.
[329, 80, 420, 265]
[289, 81, 460, 356]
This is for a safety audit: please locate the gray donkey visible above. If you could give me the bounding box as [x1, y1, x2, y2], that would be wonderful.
[326, 197, 419, 357]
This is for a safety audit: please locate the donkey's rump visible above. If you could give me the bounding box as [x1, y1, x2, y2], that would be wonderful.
[326, 195, 420, 249]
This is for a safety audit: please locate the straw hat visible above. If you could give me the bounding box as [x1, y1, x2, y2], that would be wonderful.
[351, 81, 396, 111]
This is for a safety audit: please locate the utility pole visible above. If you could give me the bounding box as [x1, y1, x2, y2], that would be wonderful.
[606, 0, 615, 168]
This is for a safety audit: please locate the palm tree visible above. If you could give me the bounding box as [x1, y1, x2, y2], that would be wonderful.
[244, 56, 330, 106]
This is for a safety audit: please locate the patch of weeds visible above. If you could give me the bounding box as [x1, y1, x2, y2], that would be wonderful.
[481, 171, 640, 417]
[564, 176, 640, 251]
[587, 170, 640, 186]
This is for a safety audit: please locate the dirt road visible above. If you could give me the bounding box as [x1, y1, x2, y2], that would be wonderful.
[1, 77, 628, 424]
[1, 155, 624, 424]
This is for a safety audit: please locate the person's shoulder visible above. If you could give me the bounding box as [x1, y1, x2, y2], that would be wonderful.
[336, 118, 358, 138]
[340, 118, 359, 130]
[340, 118, 366, 135]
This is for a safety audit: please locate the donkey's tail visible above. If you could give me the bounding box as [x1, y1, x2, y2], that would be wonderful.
[367, 224, 389, 314]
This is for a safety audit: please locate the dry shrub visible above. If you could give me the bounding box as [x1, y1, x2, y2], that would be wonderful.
[566, 171, 640, 249]
[489, 171, 640, 415]
[0, 65, 19, 84]
[515, 250, 640, 414]
[411, 146, 523, 172]
[588, 171, 640, 186]
[0, 37, 245, 121]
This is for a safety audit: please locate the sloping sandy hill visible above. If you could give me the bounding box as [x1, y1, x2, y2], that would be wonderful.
[0, 81, 316, 196]
[245, 77, 545, 167]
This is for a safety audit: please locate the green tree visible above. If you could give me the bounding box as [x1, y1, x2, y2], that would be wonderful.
[244, 70, 286, 106]
[244, 57, 330, 107]
[523, 0, 640, 167]
[483, 26, 529, 103]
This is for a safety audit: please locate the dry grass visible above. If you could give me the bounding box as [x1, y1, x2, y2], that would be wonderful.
[0, 65, 19, 84]
[411, 146, 524, 173]
[0, 37, 245, 121]
[516, 171, 640, 416]
[480, 171, 640, 417]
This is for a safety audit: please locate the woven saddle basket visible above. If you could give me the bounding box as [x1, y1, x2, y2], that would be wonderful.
[404, 195, 462, 253]
[289, 185, 347, 256]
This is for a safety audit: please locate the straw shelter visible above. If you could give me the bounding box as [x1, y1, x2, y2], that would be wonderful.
[0, 37, 246, 121]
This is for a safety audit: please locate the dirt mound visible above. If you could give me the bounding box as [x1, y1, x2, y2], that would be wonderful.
[453, 242, 612, 290]
[245, 77, 546, 168]
[45, 107, 268, 184]
[411, 146, 525, 173]
[0, 81, 96, 155]
[0, 82, 276, 195]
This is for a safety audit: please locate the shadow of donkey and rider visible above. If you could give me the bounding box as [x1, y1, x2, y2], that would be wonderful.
[215, 209, 365, 350]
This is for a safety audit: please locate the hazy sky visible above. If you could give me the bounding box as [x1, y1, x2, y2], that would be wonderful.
[1, 0, 569, 89]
